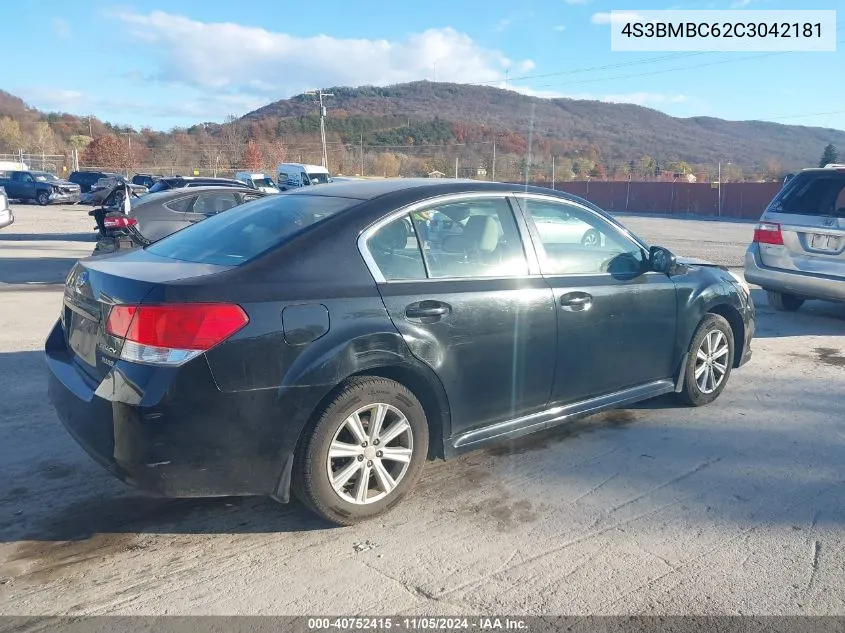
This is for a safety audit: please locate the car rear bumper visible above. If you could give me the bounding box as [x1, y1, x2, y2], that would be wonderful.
[45, 319, 302, 499]
[744, 243, 845, 302]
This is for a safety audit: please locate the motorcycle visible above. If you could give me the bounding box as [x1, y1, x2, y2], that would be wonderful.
[89, 179, 150, 255]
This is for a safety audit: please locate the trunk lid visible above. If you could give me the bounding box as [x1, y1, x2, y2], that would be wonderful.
[759, 170, 845, 279]
[61, 249, 232, 381]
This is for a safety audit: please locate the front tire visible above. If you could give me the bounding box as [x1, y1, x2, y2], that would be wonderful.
[766, 290, 804, 312]
[292, 377, 429, 526]
[677, 314, 735, 407]
[36, 192, 50, 206]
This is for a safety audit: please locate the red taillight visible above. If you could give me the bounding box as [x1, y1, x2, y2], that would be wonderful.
[106, 303, 248, 365]
[753, 222, 783, 245]
[103, 216, 137, 229]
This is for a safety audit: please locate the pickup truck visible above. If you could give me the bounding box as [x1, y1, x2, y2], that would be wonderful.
[0, 170, 81, 205]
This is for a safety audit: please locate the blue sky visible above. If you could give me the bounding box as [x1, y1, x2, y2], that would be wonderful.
[5, 0, 843, 131]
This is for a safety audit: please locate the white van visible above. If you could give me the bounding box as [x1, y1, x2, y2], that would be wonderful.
[234, 172, 280, 194]
[276, 163, 333, 190]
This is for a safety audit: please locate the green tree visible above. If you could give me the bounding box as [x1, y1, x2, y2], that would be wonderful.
[819, 143, 839, 167]
[68, 135, 93, 150]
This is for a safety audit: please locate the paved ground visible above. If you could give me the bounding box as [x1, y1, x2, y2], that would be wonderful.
[1, 203, 844, 616]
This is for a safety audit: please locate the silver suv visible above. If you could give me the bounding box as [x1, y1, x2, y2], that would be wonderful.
[745, 164, 845, 311]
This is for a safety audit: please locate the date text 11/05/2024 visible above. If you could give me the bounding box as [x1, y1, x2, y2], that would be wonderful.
[307, 618, 528, 630]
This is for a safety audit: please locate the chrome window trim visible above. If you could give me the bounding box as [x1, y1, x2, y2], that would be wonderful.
[357, 190, 653, 284]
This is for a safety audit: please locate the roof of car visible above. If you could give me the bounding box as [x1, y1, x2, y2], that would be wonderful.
[283, 178, 554, 201]
[134, 185, 259, 205]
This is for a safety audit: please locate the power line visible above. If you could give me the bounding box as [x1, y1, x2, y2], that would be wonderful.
[529, 39, 845, 90]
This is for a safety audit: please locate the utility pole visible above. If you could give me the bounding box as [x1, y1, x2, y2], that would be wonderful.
[492, 142, 496, 181]
[552, 156, 556, 189]
[718, 161, 721, 217]
[87, 116, 93, 138]
[306, 89, 334, 169]
[455, 157, 458, 179]
[360, 133, 364, 176]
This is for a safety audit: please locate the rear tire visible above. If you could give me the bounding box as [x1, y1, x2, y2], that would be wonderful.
[581, 229, 600, 247]
[36, 192, 49, 206]
[766, 290, 804, 312]
[677, 314, 735, 407]
[291, 377, 429, 526]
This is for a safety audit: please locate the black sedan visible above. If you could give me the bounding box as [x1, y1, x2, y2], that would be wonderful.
[46, 179, 754, 525]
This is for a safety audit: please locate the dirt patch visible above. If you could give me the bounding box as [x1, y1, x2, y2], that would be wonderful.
[36, 460, 79, 480]
[470, 497, 539, 532]
[814, 347, 845, 368]
[485, 409, 640, 457]
[7, 533, 141, 583]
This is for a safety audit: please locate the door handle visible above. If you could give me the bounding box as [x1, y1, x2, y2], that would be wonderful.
[560, 292, 592, 312]
[405, 302, 451, 320]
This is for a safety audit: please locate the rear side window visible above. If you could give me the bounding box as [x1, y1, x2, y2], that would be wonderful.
[164, 195, 195, 213]
[147, 194, 358, 266]
[771, 173, 845, 217]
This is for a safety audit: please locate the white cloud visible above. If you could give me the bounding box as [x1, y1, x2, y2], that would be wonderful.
[493, 17, 513, 32]
[52, 17, 70, 37]
[112, 10, 534, 105]
[507, 84, 687, 107]
[17, 87, 266, 121]
[553, 25, 567, 32]
[601, 92, 688, 105]
[591, 12, 646, 25]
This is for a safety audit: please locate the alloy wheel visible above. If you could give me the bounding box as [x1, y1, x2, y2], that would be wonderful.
[694, 329, 729, 394]
[326, 403, 414, 505]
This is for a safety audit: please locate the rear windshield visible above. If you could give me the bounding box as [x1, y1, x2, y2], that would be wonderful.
[770, 172, 845, 217]
[146, 194, 359, 266]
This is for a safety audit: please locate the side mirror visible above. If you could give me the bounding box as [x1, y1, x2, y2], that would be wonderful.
[649, 246, 677, 274]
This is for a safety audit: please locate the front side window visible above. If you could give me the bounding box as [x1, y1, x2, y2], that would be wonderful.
[519, 198, 645, 276]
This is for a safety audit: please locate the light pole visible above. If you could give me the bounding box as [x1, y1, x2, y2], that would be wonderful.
[717, 161, 731, 217]
[306, 89, 334, 169]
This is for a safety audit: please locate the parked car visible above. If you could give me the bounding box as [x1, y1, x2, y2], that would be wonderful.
[81, 176, 148, 206]
[0, 186, 13, 229]
[132, 173, 163, 188]
[69, 170, 121, 193]
[92, 185, 267, 254]
[234, 171, 280, 194]
[745, 163, 845, 311]
[0, 170, 80, 205]
[147, 176, 245, 193]
[276, 163, 333, 190]
[46, 179, 754, 526]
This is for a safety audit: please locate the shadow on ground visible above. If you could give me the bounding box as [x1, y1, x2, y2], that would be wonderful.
[0, 232, 95, 242]
[0, 257, 79, 285]
[751, 289, 845, 338]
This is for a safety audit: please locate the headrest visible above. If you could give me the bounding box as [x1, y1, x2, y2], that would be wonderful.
[462, 215, 499, 253]
[371, 220, 408, 252]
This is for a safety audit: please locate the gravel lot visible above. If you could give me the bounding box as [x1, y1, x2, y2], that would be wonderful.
[1, 203, 844, 616]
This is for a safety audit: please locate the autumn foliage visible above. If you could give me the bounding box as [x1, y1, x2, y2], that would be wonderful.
[242, 140, 262, 170]
[82, 135, 129, 170]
